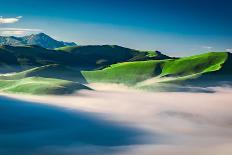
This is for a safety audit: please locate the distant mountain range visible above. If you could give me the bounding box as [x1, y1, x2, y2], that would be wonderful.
[0, 33, 76, 49]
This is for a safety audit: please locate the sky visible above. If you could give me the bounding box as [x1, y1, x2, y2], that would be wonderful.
[0, 0, 232, 56]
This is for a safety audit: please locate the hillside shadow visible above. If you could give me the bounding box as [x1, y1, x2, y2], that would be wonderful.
[24, 65, 88, 84]
[184, 52, 232, 87]
[0, 96, 158, 155]
[152, 63, 162, 76]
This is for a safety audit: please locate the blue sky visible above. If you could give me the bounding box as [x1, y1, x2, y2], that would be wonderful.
[0, 0, 232, 56]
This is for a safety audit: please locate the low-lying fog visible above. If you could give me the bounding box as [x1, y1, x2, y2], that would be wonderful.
[1, 84, 232, 155]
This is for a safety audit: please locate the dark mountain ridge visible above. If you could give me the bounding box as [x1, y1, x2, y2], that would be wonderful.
[0, 45, 170, 73]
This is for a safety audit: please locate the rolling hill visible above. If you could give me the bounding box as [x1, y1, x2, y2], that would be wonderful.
[82, 52, 232, 87]
[0, 44, 231, 95]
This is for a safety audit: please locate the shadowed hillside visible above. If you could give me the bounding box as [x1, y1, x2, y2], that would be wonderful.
[56, 45, 170, 69]
[184, 52, 232, 86]
[0, 64, 87, 83]
[0, 45, 171, 73]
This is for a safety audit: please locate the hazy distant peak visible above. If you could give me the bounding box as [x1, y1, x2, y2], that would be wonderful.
[0, 33, 77, 49]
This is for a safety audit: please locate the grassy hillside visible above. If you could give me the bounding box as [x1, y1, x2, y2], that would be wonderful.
[82, 52, 230, 86]
[82, 60, 166, 85]
[0, 45, 170, 73]
[160, 52, 227, 77]
[0, 77, 90, 95]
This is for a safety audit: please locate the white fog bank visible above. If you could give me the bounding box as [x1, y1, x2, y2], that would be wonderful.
[2, 83, 232, 155]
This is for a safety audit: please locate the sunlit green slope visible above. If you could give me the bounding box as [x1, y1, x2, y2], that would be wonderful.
[82, 52, 230, 86]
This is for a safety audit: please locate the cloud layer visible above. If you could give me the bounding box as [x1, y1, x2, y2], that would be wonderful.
[5, 84, 232, 155]
[0, 28, 42, 36]
[0, 16, 22, 24]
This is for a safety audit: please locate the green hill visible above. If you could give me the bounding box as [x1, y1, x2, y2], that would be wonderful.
[0, 77, 90, 95]
[0, 44, 231, 94]
[82, 52, 231, 87]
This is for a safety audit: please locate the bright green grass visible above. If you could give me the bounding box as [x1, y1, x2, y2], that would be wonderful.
[160, 52, 227, 77]
[82, 60, 167, 85]
[55, 46, 78, 52]
[82, 52, 228, 85]
[0, 77, 90, 95]
[139, 50, 158, 58]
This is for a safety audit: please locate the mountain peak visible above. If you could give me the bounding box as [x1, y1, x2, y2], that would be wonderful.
[34, 33, 51, 38]
[0, 33, 77, 49]
[37, 32, 47, 36]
